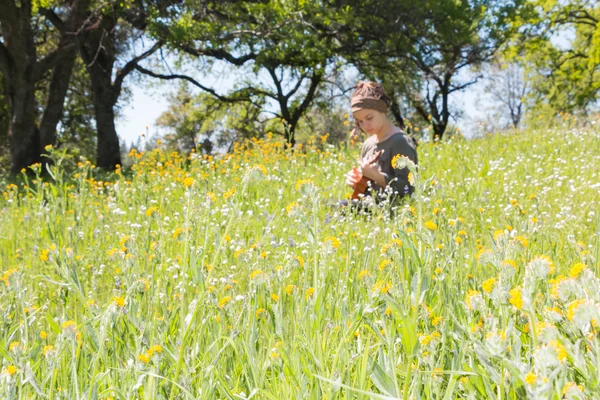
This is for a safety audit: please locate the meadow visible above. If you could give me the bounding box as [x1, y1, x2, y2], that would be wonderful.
[1, 119, 600, 399]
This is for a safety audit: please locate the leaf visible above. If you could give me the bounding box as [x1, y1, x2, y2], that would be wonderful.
[370, 361, 399, 398]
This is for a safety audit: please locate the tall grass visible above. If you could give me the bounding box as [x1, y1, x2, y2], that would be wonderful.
[1, 123, 599, 399]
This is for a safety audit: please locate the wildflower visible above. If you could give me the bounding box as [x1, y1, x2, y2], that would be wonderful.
[218, 296, 232, 308]
[509, 288, 523, 310]
[223, 187, 236, 200]
[270, 293, 279, 301]
[513, 236, 529, 248]
[61, 320, 79, 340]
[358, 269, 371, 279]
[40, 249, 50, 261]
[381, 239, 402, 254]
[3, 365, 17, 376]
[294, 256, 305, 268]
[295, 179, 314, 192]
[562, 382, 585, 399]
[112, 296, 125, 308]
[379, 259, 392, 271]
[145, 206, 159, 217]
[286, 201, 300, 216]
[323, 236, 341, 249]
[256, 308, 266, 318]
[424, 220, 437, 230]
[138, 353, 150, 364]
[182, 177, 194, 188]
[481, 277, 497, 294]
[524, 372, 536, 385]
[305, 287, 315, 299]
[465, 290, 483, 311]
[570, 263, 587, 279]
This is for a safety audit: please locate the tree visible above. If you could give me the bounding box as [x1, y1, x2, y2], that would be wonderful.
[0, 0, 90, 174]
[483, 58, 529, 129]
[73, 2, 163, 170]
[340, 0, 527, 140]
[517, 0, 600, 115]
[143, 0, 349, 147]
[156, 82, 267, 154]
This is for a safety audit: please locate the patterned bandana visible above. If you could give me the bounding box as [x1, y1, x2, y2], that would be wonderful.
[350, 96, 389, 113]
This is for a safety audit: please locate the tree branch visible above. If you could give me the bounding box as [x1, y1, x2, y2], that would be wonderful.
[112, 41, 163, 102]
[179, 44, 256, 66]
[39, 8, 67, 33]
[133, 65, 252, 104]
[33, 43, 77, 81]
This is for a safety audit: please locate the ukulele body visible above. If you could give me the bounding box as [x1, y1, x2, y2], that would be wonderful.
[351, 149, 383, 200]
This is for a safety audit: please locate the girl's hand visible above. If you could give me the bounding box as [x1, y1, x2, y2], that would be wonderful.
[358, 154, 379, 180]
[345, 167, 361, 188]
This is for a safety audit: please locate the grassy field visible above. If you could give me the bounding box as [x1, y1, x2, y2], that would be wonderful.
[1, 121, 600, 399]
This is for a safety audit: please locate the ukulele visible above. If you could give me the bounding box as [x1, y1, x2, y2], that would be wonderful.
[351, 149, 384, 200]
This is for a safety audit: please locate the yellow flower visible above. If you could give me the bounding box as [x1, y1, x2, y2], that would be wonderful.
[145, 206, 159, 217]
[286, 201, 300, 215]
[148, 345, 163, 356]
[569, 263, 587, 279]
[524, 372, 536, 385]
[424, 220, 437, 230]
[295, 179, 314, 192]
[358, 269, 371, 279]
[182, 177, 194, 188]
[513, 236, 528, 248]
[40, 249, 50, 261]
[481, 277, 497, 293]
[223, 187, 236, 200]
[566, 299, 586, 321]
[509, 288, 523, 310]
[138, 353, 150, 364]
[323, 236, 341, 249]
[256, 308, 266, 318]
[250, 269, 265, 279]
[433, 207, 441, 215]
[381, 239, 402, 254]
[62, 320, 77, 330]
[286, 284, 295, 295]
[271, 293, 279, 301]
[218, 296, 232, 308]
[379, 259, 392, 271]
[465, 290, 481, 311]
[40, 331, 47, 340]
[43, 345, 55, 358]
[432, 316, 443, 326]
[550, 340, 567, 362]
[305, 287, 315, 299]
[112, 296, 125, 308]
[294, 256, 305, 268]
[3, 365, 17, 376]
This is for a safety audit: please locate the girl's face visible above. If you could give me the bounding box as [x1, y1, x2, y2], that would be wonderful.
[352, 108, 387, 136]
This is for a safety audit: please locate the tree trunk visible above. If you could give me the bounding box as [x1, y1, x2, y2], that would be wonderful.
[79, 14, 122, 170]
[39, 50, 77, 151]
[7, 76, 40, 174]
[90, 70, 121, 169]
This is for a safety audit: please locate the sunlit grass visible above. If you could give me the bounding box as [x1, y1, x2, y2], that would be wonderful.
[1, 123, 599, 399]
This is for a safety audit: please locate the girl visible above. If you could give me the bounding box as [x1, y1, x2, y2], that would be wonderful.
[340, 81, 419, 213]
